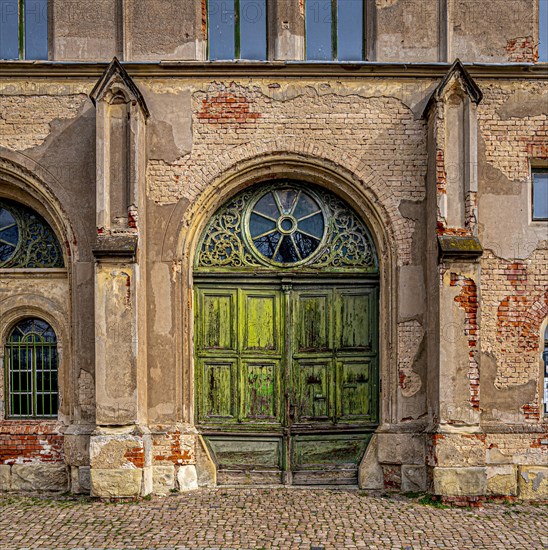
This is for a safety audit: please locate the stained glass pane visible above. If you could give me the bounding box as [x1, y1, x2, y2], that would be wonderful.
[254, 231, 281, 257]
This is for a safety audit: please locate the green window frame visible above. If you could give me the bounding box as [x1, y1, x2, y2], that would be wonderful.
[0, 0, 48, 60]
[5, 318, 58, 419]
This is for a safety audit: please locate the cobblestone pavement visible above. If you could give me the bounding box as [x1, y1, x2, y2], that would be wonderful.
[0, 488, 546, 550]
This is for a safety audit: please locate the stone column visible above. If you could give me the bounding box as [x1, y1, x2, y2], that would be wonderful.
[424, 61, 486, 499]
[89, 59, 151, 498]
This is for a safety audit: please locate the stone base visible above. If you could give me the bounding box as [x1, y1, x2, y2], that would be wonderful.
[518, 466, 548, 500]
[0, 464, 69, 493]
[433, 467, 487, 496]
[90, 468, 143, 498]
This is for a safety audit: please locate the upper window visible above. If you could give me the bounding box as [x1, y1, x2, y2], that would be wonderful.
[0, 0, 48, 60]
[5, 318, 58, 418]
[0, 199, 64, 268]
[306, 0, 364, 61]
[208, 0, 267, 60]
[532, 170, 548, 221]
[540, 0, 548, 62]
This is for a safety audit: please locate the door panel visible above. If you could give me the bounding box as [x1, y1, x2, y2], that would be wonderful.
[201, 359, 237, 420]
[294, 292, 331, 353]
[242, 360, 279, 420]
[241, 290, 281, 353]
[296, 359, 331, 420]
[337, 290, 373, 351]
[339, 359, 372, 419]
[200, 290, 237, 352]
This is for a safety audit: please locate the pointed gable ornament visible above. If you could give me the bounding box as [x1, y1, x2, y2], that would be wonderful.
[90, 57, 150, 118]
[423, 59, 483, 118]
[91, 58, 149, 255]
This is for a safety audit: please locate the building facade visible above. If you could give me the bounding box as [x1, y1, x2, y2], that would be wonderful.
[0, 0, 547, 501]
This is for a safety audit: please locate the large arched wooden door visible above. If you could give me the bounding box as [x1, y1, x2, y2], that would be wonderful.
[194, 182, 379, 485]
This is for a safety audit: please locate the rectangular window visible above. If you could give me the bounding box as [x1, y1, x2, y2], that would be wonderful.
[305, 0, 365, 61]
[540, 0, 548, 62]
[532, 170, 548, 221]
[0, 0, 48, 60]
[208, 0, 267, 60]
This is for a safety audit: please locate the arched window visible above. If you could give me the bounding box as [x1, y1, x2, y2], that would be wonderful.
[0, 199, 64, 268]
[5, 319, 58, 418]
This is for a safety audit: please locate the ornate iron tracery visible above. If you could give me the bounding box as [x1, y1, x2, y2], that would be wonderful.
[196, 182, 378, 273]
[0, 199, 64, 269]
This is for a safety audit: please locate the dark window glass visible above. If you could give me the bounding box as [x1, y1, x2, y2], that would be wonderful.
[306, 0, 364, 61]
[337, 0, 363, 61]
[208, 0, 235, 60]
[306, 0, 333, 60]
[540, 0, 548, 62]
[208, 0, 267, 60]
[6, 318, 58, 418]
[0, 0, 19, 59]
[532, 170, 548, 220]
[249, 188, 325, 264]
[24, 0, 48, 60]
[0, 0, 47, 60]
[240, 0, 267, 60]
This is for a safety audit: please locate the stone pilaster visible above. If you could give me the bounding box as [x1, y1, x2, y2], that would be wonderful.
[424, 61, 486, 497]
[89, 59, 150, 497]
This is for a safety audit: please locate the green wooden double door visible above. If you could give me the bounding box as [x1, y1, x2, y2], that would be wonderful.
[195, 279, 379, 485]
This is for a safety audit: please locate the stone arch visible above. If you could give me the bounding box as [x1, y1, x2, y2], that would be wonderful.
[0, 148, 89, 263]
[170, 148, 401, 426]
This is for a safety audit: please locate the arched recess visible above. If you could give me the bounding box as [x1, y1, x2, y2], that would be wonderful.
[0, 154, 78, 422]
[169, 152, 401, 484]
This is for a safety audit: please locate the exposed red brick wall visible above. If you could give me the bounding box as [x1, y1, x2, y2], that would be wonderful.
[198, 92, 261, 125]
[152, 431, 193, 465]
[506, 36, 537, 62]
[451, 273, 480, 410]
[0, 422, 64, 464]
[124, 446, 145, 469]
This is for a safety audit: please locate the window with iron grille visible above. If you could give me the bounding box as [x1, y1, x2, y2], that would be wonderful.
[5, 318, 58, 418]
[0, 0, 48, 60]
[207, 0, 267, 60]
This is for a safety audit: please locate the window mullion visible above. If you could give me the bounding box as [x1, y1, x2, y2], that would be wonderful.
[18, 0, 24, 60]
[235, 0, 241, 59]
[332, 0, 337, 60]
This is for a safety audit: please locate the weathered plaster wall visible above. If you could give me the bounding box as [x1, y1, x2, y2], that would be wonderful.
[477, 79, 548, 425]
[449, 0, 537, 62]
[375, 0, 441, 62]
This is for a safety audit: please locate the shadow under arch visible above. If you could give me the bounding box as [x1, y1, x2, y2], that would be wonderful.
[171, 151, 400, 428]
